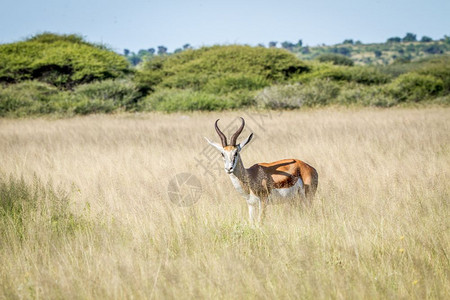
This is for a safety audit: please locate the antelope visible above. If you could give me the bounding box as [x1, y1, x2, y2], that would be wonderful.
[205, 117, 318, 224]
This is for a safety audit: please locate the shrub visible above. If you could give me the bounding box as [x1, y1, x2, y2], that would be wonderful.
[297, 64, 391, 85]
[139, 89, 241, 112]
[415, 57, 450, 93]
[134, 56, 166, 92]
[315, 53, 354, 66]
[159, 73, 210, 90]
[336, 84, 397, 107]
[255, 79, 340, 109]
[203, 74, 269, 94]
[0, 78, 144, 116]
[376, 55, 449, 79]
[334, 83, 364, 106]
[71, 79, 142, 110]
[255, 84, 305, 109]
[136, 45, 309, 93]
[70, 96, 117, 115]
[295, 79, 340, 107]
[0, 79, 143, 116]
[0, 33, 130, 88]
[388, 73, 444, 102]
[0, 81, 61, 116]
[342, 66, 391, 85]
[27, 32, 89, 45]
[135, 45, 304, 111]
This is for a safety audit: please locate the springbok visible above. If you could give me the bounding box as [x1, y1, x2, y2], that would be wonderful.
[205, 117, 318, 223]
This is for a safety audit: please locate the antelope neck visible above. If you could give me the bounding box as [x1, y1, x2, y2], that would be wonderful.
[231, 155, 249, 186]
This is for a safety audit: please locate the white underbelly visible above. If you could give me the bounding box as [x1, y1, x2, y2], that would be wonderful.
[270, 178, 304, 201]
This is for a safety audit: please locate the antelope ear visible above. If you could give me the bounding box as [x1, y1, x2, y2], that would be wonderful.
[204, 137, 223, 152]
[238, 133, 253, 150]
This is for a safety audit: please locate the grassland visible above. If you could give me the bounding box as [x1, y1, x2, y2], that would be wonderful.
[0, 108, 449, 299]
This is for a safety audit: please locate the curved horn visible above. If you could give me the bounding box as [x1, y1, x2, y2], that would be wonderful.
[215, 119, 227, 147]
[230, 117, 245, 146]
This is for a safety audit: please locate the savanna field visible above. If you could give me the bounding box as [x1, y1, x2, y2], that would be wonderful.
[0, 108, 449, 299]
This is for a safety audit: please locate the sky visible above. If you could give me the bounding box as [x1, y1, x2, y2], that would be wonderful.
[1, 0, 449, 53]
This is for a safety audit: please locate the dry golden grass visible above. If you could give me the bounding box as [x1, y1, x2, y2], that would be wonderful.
[0, 108, 449, 299]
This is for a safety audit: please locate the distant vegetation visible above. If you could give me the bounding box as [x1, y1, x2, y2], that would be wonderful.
[0, 32, 449, 116]
[294, 33, 450, 66]
[124, 33, 450, 67]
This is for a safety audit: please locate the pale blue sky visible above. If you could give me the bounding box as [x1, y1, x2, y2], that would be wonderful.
[1, 0, 449, 53]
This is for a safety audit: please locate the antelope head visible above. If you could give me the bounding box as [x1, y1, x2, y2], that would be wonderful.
[205, 117, 253, 174]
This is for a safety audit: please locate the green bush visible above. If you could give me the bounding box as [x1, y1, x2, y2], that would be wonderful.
[297, 64, 391, 85]
[315, 53, 354, 66]
[139, 89, 244, 112]
[71, 79, 142, 110]
[0, 33, 130, 88]
[388, 73, 444, 102]
[134, 56, 166, 92]
[27, 32, 89, 45]
[0, 81, 61, 116]
[255, 84, 305, 109]
[0, 79, 144, 116]
[377, 55, 450, 80]
[136, 45, 309, 93]
[255, 79, 340, 109]
[159, 72, 210, 90]
[69, 96, 116, 115]
[416, 57, 450, 93]
[334, 83, 365, 106]
[344, 66, 391, 85]
[255, 80, 401, 109]
[134, 45, 304, 112]
[203, 74, 269, 94]
[336, 84, 397, 107]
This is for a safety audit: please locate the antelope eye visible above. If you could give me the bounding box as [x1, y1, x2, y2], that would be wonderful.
[221, 153, 224, 157]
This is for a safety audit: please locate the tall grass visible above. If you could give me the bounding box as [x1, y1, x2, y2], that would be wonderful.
[0, 108, 449, 299]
